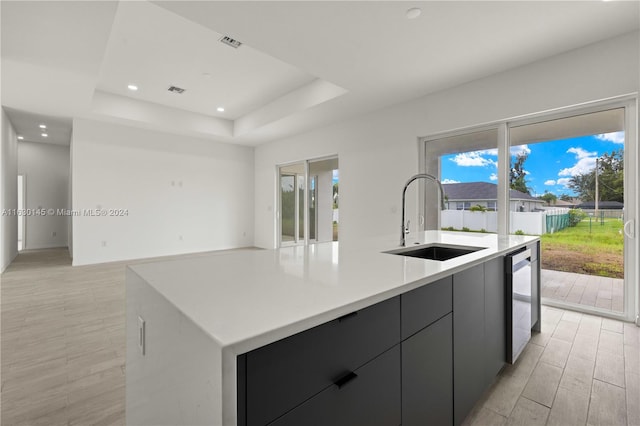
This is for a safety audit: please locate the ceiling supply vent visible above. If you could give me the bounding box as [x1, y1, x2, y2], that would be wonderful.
[219, 36, 242, 49]
[168, 86, 185, 94]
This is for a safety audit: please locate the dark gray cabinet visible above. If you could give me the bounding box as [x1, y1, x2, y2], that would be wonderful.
[238, 246, 540, 426]
[242, 297, 400, 426]
[484, 256, 506, 383]
[402, 312, 453, 426]
[401, 276, 452, 340]
[453, 264, 486, 426]
[268, 346, 401, 426]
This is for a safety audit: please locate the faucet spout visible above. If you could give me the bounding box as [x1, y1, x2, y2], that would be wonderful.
[400, 173, 445, 247]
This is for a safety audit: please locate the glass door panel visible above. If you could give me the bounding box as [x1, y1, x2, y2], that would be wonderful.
[279, 163, 305, 246]
[509, 107, 632, 319]
[280, 174, 296, 244]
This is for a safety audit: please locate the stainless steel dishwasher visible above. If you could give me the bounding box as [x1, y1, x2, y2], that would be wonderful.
[506, 248, 532, 364]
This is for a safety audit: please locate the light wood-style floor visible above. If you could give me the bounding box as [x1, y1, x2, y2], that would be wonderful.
[464, 306, 640, 426]
[1, 247, 256, 426]
[1, 248, 639, 425]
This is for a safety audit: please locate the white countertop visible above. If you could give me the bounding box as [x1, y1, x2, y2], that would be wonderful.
[128, 231, 538, 356]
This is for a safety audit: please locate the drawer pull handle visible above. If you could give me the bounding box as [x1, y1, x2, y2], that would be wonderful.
[334, 371, 358, 389]
[338, 311, 358, 322]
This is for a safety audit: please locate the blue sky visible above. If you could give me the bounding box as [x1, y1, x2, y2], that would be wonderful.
[440, 131, 624, 197]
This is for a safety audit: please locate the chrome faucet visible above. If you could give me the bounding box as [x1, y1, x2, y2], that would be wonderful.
[401, 173, 446, 247]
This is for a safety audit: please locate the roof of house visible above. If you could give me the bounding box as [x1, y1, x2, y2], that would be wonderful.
[575, 201, 624, 209]
[442, 182, 542, 202]
[549, 199, 577, 207]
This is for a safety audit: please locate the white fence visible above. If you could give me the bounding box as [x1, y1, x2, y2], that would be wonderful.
[441, 208, 570, 235]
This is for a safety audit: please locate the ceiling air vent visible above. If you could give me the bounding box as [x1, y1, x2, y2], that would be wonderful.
[219, 35, 242, 49]
[168, 86, 185, 94]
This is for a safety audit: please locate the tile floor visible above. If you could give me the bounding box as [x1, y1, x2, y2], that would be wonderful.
[541, 269, 624, 313]
[1, 248, 639, 425]
[464, 306, 640, 426]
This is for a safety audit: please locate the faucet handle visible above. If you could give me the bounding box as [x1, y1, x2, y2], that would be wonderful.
[404, 220, 410, 234]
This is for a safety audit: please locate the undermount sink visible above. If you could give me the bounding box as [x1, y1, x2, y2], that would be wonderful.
[385, 244, 486, 261]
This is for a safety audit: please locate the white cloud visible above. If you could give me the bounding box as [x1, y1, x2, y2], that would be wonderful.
[450, 151, 497, 167]
[544, 180, 556, 186]
[558, 147, 597, 177]
[477, 148, 498, 156]
[489, 173, 498, 181]
[567, 147, 597, 159]
[556, 178, 572, 187]
[441, 178, 460, 184]
[596, 131, 624, 144]
[510, 145, 531, 156]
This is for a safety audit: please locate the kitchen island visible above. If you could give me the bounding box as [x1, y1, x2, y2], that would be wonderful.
[126, 231, 540, 426]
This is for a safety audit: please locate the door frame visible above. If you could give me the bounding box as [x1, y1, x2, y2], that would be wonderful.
[17, 174, 26, 251]
[277, 162, 308, 247]
[276, 155, 338, 248]
[420, 94, 638, 323]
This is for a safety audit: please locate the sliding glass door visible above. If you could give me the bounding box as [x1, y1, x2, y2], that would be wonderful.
[279, 163, 305, 245]
[422, 98, 637, 322]
[278, 157, 339, 247]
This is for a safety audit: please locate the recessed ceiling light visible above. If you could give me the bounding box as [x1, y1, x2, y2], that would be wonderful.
[17, 135, 24, 140]
[39, 124, 47, 129]
[217, 107, 225, 112]
[406, 7, 422, 19]
[41, 133, 48, 138]
[127, 84, 139, 91]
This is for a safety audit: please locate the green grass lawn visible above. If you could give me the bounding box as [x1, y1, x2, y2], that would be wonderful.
[540, 217, 624, 278]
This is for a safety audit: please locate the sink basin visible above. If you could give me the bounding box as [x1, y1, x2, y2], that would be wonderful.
[385, 244, 486, 261]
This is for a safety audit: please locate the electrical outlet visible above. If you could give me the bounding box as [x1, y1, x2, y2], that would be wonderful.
[138, 316, 146, 356]
[52, 231, 56, 237]
[101, 241, 107, 247]
[178, 235, 183, 241]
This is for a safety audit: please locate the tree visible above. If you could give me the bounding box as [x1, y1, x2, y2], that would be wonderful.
[559, 193, 573, 202]
[539, 191, 557, 206]
[510, 153, 530, 194]
[567, 149, 623, 202]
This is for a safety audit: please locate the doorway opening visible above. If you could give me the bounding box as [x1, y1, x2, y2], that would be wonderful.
[278, 156, 339, 247]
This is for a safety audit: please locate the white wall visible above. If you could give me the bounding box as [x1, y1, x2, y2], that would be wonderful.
[71, 119, 254, 265]
[1, 108, 18, 271]
[254, 32, 640, 249]
[17, 141, 70, 250]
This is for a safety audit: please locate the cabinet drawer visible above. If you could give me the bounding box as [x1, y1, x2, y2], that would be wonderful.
[402, 313, 452, 426]
[401, 276, 452, 339]
[268, 345, 401, 426]
[244, 296, 400, 426]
